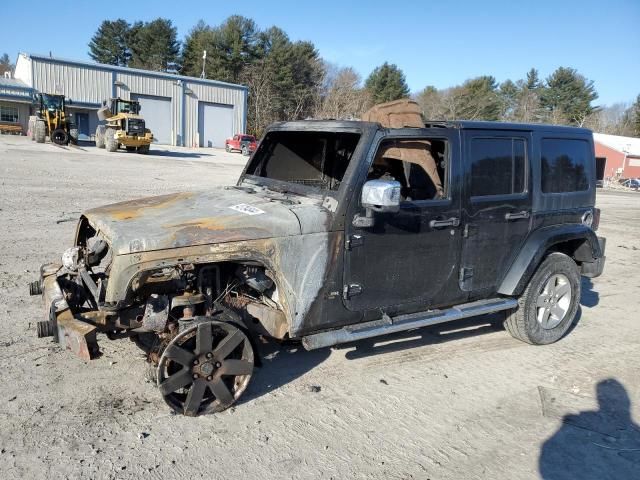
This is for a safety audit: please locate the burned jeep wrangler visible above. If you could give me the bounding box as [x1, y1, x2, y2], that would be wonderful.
[30, 100, 605, 416]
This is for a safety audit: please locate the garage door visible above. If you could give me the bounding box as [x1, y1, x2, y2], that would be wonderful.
[131, 94, 172, 145]
[198, 102, 234, 148]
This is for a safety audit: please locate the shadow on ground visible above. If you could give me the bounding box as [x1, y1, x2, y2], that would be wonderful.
[242, 313, 507, 402]
[242, 286, 599, 403]
[148, 150, 214, 159]
[539, 378, 640, 479]
[581, 277, 600, 308]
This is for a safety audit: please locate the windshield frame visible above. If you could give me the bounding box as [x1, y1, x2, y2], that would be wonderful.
[239, 124, 371, 199]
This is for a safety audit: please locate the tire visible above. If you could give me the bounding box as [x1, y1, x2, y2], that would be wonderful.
[35, 120, 46, 143]
[29, 117, 37, 141]
[241, 145, 249, 156]
[69, 126, 78, 145]
[504, 252, 581, 345]
[105, 128, 118, 152]
[95, 125, 105, 148]
[51, 128, 68, 146]
[137, 144, 150, 154]
[225, 144, 231, 152]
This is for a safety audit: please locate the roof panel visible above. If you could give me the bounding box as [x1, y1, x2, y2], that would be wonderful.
[24, 52, 248, 91]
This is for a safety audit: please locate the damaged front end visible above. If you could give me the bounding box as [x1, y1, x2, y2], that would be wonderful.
[30, 218, 292, 363]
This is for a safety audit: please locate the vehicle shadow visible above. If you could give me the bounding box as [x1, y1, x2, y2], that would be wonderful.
[148, 150, 213, 159]
[581, 277, 600, 307]
[539, 378, 640, 479]
[239, 315, 504, 404]
[242, 303, 591, 403]
[238, 339, 331, 404]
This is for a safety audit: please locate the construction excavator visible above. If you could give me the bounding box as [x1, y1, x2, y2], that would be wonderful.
[28, 93, 77, 145]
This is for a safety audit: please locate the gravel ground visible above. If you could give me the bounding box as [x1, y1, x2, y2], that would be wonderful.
[0, 135, 639, 480]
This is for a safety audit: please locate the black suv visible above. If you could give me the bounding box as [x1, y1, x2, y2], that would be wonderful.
[32, 118, 605, 416]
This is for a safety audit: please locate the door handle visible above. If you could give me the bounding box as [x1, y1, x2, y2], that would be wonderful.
[429, 217, 460, 228]
[505, 210, 530, 221]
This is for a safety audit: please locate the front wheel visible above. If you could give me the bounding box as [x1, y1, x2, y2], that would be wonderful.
[157, 320, 254, 416]
[35, 120, 46, 143]
[137, 144, 150, 154]
[504, 252, 581, 345]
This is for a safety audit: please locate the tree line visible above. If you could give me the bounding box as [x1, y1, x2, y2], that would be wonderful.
[86, 16, 639, 137]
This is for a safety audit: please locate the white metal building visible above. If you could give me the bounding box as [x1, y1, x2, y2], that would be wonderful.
[4, 53, 248, 147]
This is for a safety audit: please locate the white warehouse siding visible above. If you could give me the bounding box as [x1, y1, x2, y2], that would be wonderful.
[13, 53, 248, 146]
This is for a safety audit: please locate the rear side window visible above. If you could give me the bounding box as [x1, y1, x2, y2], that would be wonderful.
[541, 139, 590, 193]
[470, 138, 526, 197]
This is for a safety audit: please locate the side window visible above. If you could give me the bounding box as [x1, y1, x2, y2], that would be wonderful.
[367, 138, 448, 201]
[541, 138, 589, 193]
[470, 137, 526, 197]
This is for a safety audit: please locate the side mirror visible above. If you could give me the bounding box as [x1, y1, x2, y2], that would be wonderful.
[353, 179, 401, 228]
[361, 179, 401, 212]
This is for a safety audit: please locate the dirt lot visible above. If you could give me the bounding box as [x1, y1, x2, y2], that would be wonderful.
[1, 135, 639, 480]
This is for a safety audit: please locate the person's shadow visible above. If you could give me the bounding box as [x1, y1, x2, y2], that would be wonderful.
[539, 379, 640, 479]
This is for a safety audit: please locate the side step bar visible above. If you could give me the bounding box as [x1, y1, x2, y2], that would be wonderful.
[302, 297, 518, 351]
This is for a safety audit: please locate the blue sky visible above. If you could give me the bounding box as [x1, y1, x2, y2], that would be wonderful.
[2, 0, 638, 105]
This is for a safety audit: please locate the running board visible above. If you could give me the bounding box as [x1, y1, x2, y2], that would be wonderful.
[301, 297, 518, 350]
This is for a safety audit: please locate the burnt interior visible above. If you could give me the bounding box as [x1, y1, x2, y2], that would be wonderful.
[246, 131, 360, 190]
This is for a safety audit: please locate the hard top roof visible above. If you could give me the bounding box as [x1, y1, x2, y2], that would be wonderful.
[269, 119, 592, 135]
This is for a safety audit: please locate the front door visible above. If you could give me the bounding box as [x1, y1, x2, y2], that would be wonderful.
[460, 130, 533, 296]
[344, 129, 465, 312]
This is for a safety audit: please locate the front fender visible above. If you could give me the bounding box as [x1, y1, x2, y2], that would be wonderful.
[497, 224, 603, 296]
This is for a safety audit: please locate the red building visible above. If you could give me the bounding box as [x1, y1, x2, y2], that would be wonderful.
[593, 133, 640, 181]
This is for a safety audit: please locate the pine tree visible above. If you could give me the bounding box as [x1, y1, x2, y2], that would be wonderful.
[88, 19, 133, 66]
[364, 63, 410, 105]
[457, 76, 501, 120]
[541, 67, 598, 125]
[130, 18, 180, 72]
[632, 94, 640, 137]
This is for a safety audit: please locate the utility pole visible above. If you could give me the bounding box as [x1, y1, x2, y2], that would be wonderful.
[200, 50, 207, 79]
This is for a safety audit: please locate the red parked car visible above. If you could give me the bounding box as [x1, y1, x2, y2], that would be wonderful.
[225, 134, 258, 155]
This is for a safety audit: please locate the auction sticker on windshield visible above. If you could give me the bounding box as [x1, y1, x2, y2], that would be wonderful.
[229, 204, 265, 215]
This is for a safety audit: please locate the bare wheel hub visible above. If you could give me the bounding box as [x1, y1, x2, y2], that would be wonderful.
[157, 320, 254, 416]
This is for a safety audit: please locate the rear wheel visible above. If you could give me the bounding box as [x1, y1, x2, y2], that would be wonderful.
[95, 125, 105, 148]
[105, 128, 118, 152]
[51, 128, 68, 145]
[225, 144, 231, 152]
[241, 145, 249, 156]
[137, 144, 150, 154]
[35, 120, 46, 143]
[69, 126, 78, 145]
[157, 320, 254, 416]
[504, 252, 581, 345]
[29, 117, 37, 140]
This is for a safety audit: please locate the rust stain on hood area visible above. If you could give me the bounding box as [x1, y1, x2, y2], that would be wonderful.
[83, 187, 328, 255]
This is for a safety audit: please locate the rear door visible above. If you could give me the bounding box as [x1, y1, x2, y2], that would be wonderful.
[460, 130, 533, 296]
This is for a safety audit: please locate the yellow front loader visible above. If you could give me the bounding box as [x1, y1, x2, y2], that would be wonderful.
[29, 93, 77, 145]
[95, 98, 153, 154]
